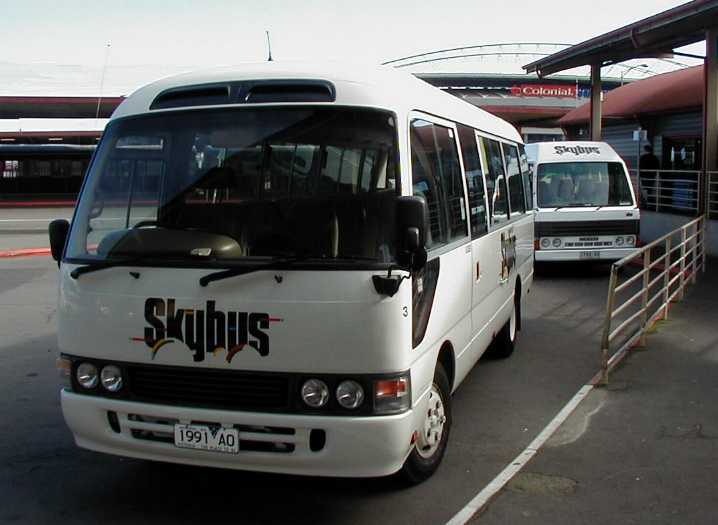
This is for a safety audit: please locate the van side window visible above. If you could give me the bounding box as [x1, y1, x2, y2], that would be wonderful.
[503, 143, 525, 215]
[518, 144, 533, 209]
[457, 124, 488, 238]
[480, 137, 510, 225]
[410, 119, 468, 249]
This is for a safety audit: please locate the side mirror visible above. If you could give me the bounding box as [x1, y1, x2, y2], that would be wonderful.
[397, 196, 428, 271]
[48, 219, 70, 266]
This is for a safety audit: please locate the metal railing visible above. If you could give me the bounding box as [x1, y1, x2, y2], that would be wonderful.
[599, 216, 706, 384]
[632, 169, 702, 215]
[709, 171, 718, 219]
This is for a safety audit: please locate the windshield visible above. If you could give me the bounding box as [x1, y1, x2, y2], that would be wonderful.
[536, 162, 634, 208]
[66, 107, 399, 265]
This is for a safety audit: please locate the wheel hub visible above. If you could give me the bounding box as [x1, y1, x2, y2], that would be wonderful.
[417, 385, 446, 458]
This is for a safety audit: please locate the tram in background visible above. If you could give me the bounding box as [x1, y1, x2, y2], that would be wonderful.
[0, 144, 94, 205]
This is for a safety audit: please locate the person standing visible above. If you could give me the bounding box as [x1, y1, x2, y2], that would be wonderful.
[639, 145, 660, 208]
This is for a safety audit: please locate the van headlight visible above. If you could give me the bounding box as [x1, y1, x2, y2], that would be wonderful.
[301, 379, 330, 408]
[616, 236, 625, 246]
[100, 365, 123, 392]
[625, 235, 635, 246]
[76, 362, 99, 389]
[552, 238, 562, 248]
[336, 380, 364, 409]
[540, 238, 550, 249]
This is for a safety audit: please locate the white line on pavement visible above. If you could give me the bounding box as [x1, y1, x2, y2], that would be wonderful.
[445, 383, 596, 525]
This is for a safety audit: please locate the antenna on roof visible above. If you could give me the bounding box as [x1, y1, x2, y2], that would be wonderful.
[266, 30, 273, 62]
[95, 43, 111, 120]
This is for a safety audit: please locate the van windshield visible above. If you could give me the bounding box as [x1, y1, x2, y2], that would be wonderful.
[536, 162, 634, 208]
[66, 107, 399, 266]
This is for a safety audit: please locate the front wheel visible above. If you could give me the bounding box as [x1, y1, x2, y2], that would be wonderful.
[401, 364, 452, 484]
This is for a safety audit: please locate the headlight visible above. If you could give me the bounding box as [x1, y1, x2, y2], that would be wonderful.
[76, 362, 98, 389]
[540, 238, 551, 249]
[615, 236, 625, 246]
[336, 380, 364, 409]
[625, 235, 635, 246]
[374, 373, 411, 414]
[301, 379, 329, 408]
[552, 238, 562, 248]
[100, 365, 123, 392]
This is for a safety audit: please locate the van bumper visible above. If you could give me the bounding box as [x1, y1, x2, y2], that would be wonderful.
[61, 389, 417, 477]
[535, 247, 636, 262]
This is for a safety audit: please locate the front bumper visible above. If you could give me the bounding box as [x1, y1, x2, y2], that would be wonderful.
[61, 389, 417, 477]
[535, 247, 636, 262]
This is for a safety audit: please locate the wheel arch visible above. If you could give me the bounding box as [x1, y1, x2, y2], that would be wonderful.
[514, 276, 522, 331]
[437, 341, 456, 392]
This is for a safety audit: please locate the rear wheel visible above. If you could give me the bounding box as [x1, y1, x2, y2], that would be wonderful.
[486, 290, 519, 359]
[401, 364, 452, 484]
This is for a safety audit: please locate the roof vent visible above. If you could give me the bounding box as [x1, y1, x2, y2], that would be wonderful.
[244, 81, 335, 103]
[150, 84, 232, 110]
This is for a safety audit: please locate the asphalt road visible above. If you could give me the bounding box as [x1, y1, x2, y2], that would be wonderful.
[0, 256, 616, 525]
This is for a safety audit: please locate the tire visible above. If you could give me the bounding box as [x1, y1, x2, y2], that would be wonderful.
[401, 364, 452, 484]
[485, 290, 519, 359]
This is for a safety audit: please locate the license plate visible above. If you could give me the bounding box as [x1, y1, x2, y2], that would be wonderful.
[174, 424, 239, 454]
[579, 251, 601, 259]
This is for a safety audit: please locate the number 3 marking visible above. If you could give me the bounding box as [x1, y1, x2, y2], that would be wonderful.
[402, 306, 408, 317]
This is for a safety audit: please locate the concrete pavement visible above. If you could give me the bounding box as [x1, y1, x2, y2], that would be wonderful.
[478, 259, 717, 525]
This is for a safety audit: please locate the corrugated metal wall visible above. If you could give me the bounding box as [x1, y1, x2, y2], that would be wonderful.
[601, 122, 640, 168]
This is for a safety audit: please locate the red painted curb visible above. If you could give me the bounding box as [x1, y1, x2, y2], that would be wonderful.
[0, 247, 51, 258]
[0, 200, 75, 208]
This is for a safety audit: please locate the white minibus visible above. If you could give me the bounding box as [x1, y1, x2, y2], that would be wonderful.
[50, 62, 534, 482]
[526, 141, 639, 262]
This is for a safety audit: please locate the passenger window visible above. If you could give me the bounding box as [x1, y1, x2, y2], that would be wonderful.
[457, 124, 488, 238]
[480, 137, 510, 226]
[410, 119, 468, 249]
[518, 144, 533, 209]
[503, 143, 525, 215]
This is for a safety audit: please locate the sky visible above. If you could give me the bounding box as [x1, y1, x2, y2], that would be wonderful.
[0, 0, 707, 96]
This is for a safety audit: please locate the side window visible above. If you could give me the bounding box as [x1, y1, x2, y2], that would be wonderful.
[480, 137, 510, 226]
[410, 119, 468, 249]
[457, 124, 488, 238]
[503, 143, 525, 215]
[518, 144, 533, 209]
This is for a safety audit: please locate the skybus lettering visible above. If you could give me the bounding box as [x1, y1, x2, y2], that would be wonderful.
[137, 298, 280, 363]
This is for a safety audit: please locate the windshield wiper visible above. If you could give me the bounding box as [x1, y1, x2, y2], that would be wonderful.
[199, 256, 310, 287]
[70, 256, 148, 279]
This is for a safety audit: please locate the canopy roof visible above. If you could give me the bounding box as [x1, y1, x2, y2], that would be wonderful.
[559, 65, 703, 125]
[524, 0, 717, 77]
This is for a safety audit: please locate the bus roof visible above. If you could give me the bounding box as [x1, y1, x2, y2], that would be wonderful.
[112, 61, 521, 143]
[525, 141, 624, 164]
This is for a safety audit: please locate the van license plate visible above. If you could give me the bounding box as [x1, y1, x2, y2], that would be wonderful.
[174, 424, 239, 454]
[579, 251, 601, 259]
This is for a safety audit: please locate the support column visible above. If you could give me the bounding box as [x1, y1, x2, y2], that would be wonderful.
[704, 27, 717, 217]
[590, 64, 602, 141]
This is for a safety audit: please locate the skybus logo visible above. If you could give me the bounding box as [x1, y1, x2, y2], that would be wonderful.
[554, 145, 601, 156]
[132, 298, 282, 363]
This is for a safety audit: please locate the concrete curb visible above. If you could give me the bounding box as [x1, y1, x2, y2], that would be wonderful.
[0, 247, 51, 258]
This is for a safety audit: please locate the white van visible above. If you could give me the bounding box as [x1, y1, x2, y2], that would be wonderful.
[526, 141, 639, 262]
[50, 62, 534, 482]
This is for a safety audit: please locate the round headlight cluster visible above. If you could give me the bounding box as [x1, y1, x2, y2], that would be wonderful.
[100, 365, 123, 392]
[615, 236, 636, 247]
[301, 379, 365, 410]
[301, 379, 329, 408]
[336, 380, 364, 409]
[76, 362, 98, 389]
[75, 362, 123, 392]
[552, 238, 562, 248]
[540, 238, 551, 249]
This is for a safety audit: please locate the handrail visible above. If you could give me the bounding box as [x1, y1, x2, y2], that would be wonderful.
[598, 216, 706, 384]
